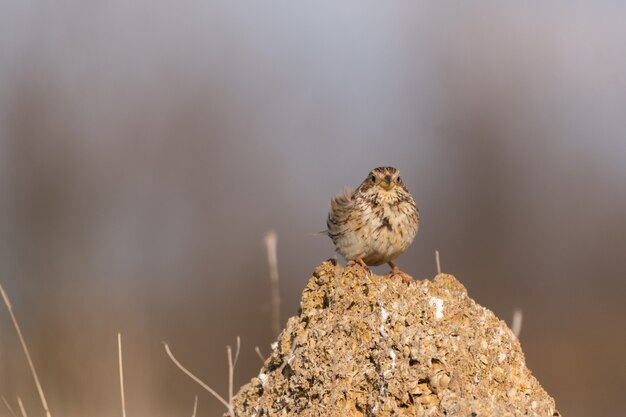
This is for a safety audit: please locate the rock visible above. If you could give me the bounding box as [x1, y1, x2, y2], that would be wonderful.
[230, 261, 561, 417]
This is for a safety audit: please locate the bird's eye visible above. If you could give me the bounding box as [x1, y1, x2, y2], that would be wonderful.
[397, 176, 402, 183]
[370, 175, 376, 182]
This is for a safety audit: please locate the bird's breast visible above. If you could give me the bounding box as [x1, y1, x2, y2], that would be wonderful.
[359, 201, 417, 264]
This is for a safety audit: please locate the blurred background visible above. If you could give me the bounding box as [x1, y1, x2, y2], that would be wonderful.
[1, 1, 625, 416]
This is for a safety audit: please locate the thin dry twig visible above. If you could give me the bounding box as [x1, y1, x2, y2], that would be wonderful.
[511, 308, 523, 338]
[227, 337, 241, 408]
[435, 250, 442, 275]
[117, 333, 127, 417]
[0, 284, 52, 417]
[264, 231, 281, 337]
[190, 395, 198, 417]
[277, 335, 298, 375]
[2, 396, 18, 417]
[163, 342, 234, 417]
[254, 346, 265, 363]
[16, 396, 27, 417]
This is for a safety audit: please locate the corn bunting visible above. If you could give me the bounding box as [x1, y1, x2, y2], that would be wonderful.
[326, 166, 419, 281]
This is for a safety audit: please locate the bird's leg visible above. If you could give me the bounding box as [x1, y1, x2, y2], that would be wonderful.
[356, 258, 368, 269]
[348, 258, 371, 274]
[388, 261, 413, 283]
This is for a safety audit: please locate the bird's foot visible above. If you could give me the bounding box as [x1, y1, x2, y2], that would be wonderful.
[348, 258, 371, 274]
[388, 261, 413, 283]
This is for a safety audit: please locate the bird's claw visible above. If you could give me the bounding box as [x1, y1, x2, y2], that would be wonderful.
[348, 258, 371, 274]
[391, 269, 413, 283]
[388, 263, 413, 283]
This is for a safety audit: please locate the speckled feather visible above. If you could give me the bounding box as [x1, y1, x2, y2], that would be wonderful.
[327, 167, 419, 266]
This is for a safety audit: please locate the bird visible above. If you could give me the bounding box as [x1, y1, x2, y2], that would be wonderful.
[326, 166, 419, 281]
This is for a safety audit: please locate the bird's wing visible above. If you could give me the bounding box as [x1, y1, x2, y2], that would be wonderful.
[326, 187, 355, 239]
[330, 187, 354, 211]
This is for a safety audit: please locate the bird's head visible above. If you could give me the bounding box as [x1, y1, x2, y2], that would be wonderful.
[366, 166, 403, 191]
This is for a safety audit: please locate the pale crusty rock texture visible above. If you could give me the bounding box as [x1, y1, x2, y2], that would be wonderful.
[231, 261, 560, 417]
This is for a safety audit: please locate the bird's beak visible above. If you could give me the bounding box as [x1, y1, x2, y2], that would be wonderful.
[380, 175, 394, 190]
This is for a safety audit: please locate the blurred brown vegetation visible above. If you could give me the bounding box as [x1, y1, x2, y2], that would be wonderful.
[1, 2, 625, 417]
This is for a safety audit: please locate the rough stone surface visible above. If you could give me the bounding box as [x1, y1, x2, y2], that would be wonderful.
[231, 261, 561, 417]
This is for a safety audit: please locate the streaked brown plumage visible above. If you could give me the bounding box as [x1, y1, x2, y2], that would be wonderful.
[327, 167, 419, 280]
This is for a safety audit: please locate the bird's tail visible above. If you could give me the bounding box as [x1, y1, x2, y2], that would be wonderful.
[309, 230, 329, 237]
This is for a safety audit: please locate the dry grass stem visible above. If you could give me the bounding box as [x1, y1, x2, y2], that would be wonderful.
[2, 396, 17, 417]
[117, 333, 127, 417]
[16, 396, 27, 417]
[277, 336, 297, 375]
[435, 250, 442, 274]
[264, 230, 281, 337]
[163, 342, 234, 416]
[254, 346, 265, 363]
[0, 284, 52, 417]
[227, 337, 241, 408]
[511, 308, 523, 338]
[190, 395, 198, 417]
